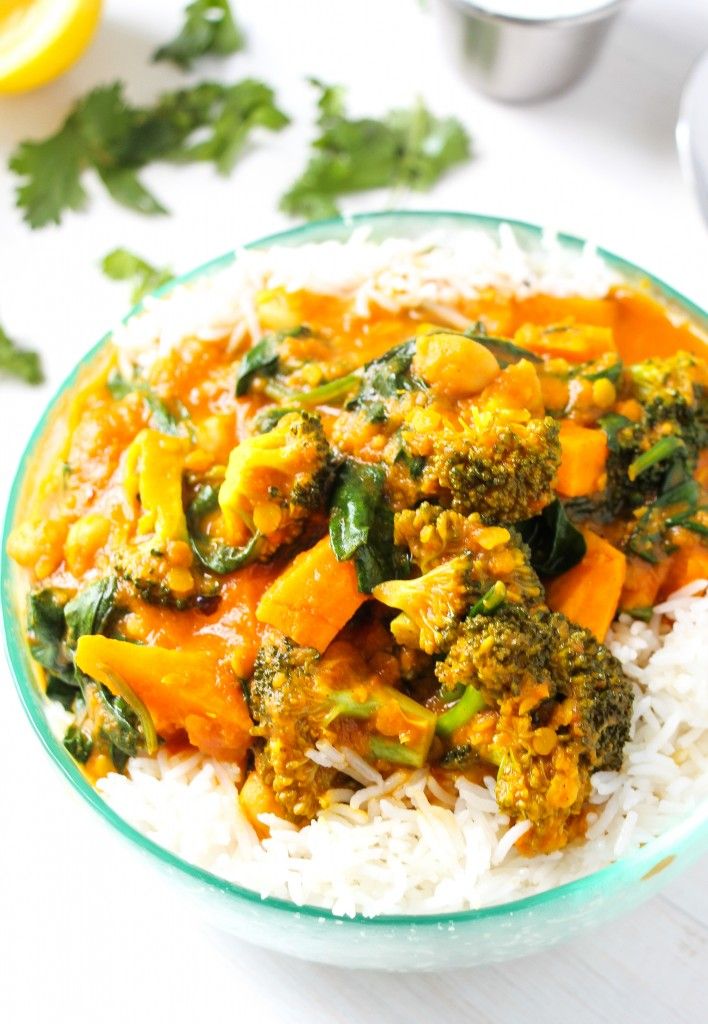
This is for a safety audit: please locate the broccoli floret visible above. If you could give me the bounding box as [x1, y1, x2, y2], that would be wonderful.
[438, 607, 632, 771]
[600, 353, 708, 516]
[549, 611, 633, 773]
[592, 356, 708, 561]
[331, 340, 560, 523]
[496, 612, 632, 854]
[374, 557, 474, 655]
[219, 411, 334, 559]
[435, 605, 633, 852]
[402, 411, 561, 523]
[601, 402, 699, 518]
[393, 504, 543, 606]
[626, 351, 708, 411]
[250, 629, 437, 822]
[250, 630, 338, 822]
[437, 605, 555, 703]
[373, 505, 544, 655]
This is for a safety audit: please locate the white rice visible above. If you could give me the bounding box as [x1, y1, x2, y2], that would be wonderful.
[90, 230, 707, 915]
[97, 583, 708, 916]
[113, 226, 617, 375]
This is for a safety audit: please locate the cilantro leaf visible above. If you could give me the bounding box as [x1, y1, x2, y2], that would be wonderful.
[101, 249, 174, 304]
[172, 79, 290, 173]
[10, 79, 288, 228]
[72, 82, 139, 166]
[9, 125, 87, 229]
[281, 82, 472, 220]
[98, 168, 168, 216]
[388, 104, 471, 191]
[154, 0, 245, 70]
[0, 322, 43, 385]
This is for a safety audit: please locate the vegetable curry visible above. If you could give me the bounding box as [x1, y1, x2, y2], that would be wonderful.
[8, 280, 708, 856]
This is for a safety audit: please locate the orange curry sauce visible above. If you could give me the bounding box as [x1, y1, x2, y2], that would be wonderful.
[7, 282, 708, 844]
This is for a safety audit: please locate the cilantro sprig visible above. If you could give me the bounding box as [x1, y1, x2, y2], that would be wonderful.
[101, 249, 174, 304]
[0, 322, 43, 385]
[10, 79, 289, 228]
[154, 0, 245, 70]
[280, 80, 472, 220]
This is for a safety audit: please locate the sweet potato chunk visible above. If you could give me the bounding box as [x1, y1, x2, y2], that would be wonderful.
[658, 544, 708, 600]
[256, 536, 366, 653]
[75, 635, 251, 764]
[514, 322, 616, 363]
[555, 420, 608, 498]
[545, 529, 627, 641]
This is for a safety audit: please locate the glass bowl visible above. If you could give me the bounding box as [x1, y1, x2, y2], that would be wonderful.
[3, 211, 708, 972]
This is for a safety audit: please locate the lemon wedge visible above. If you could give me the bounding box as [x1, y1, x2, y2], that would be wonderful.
[0, 0, 102, 94]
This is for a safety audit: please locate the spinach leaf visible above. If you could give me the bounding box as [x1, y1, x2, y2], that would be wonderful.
[98, 692, 142, 757]
[27, 589, 73, 682]
[63, 724, 93, 763]
[235, 335, 280, 396]
[463, 324, 542, 367]
[347, 340, 425, 413]
[580, 358, 623, 384]
[628, 478, 701, 563]
[329, 460, 407, 593]
[186, 483, 262, 574]
[329, 462, 386, 560]
[598, 411, 633, 452]
[254, 406, 295, 433]
[46, 677, 80, 711]
[394, 447, 426, 480]
[133, 578, 221, 614]
[75, 674, 142, 760]
[28, 582, 120, 711]
[518, 499, 587, 577]
[107, 371, 183, 435]
[64, 577, 118, 648]
[28, 580, 152, 768]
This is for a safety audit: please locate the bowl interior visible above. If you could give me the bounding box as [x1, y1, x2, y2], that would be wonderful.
[3, 210, 708, 967]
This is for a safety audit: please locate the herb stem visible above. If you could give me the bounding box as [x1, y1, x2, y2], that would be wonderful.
[264, 372, 359, 407]
[468, 581, 506, 616]
[435, 686, 486, 739]
[368, 736, 422, 768]
[628, 436, 683, 482]
[327, 690, 380, 720]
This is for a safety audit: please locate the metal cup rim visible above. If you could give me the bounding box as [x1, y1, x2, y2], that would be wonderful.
[441, 0, 627, 29]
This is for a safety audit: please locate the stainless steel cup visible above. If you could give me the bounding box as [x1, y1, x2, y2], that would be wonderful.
[434, 0, 629, 103]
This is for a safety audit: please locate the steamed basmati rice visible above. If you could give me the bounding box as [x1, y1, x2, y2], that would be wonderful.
[97, 582, 708, 917]
[87, 231, 708, 915]
[113, 226, 617, 375]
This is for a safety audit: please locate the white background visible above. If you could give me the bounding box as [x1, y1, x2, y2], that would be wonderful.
[1, 1, 708, 1021]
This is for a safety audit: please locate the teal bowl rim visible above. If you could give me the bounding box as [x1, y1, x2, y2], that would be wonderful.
[3, 209, 708, 930]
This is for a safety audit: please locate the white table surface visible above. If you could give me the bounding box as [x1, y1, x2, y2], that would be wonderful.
[1, 1, 707, 1020]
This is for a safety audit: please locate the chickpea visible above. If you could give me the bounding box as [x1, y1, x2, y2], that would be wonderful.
[65, 513, 111, 576]
[7, 518, 68, 579]
[413, 332, 499, 397]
